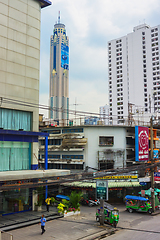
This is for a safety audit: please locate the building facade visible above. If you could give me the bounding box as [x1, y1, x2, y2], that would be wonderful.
[0, 0, 54, 215]
[108, 24, 160, 124]
[0, 0, 51, 171]
[49, 13, 69, 125]
[39, 125, 139, 172]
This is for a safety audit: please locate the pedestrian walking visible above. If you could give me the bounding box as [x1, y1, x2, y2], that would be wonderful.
[45, 197, 51, 212]
[39, 214, 46, 235]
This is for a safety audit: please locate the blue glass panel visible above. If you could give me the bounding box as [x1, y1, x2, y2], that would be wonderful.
[0, 108, 32, 131]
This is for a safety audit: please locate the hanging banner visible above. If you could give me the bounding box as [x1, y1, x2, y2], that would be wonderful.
[61, 43, 69, 70]
[135, 126, 149, 161]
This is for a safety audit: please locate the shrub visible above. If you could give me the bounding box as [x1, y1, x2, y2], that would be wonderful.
[69, 191, 82, 210]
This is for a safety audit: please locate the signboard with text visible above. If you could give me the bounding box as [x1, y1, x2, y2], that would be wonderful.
[95, 175, 137, 180]
[96, 180, 108, 200]
[135, 126, 149, 161]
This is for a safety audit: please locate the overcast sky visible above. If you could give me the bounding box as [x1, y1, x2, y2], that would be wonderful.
[39, 0, 160, 118]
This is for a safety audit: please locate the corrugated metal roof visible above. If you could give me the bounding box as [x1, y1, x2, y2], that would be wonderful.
[62, 181, 140, 188]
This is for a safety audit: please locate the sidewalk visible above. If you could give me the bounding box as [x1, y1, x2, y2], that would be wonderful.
[0, 206, 62, 232]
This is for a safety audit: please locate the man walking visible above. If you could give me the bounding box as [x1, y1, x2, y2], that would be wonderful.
[45, 197, 51, 212]
[39, 214, 46, 235]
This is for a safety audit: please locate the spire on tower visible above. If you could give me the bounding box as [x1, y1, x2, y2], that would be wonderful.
[58, 11, 60, 24]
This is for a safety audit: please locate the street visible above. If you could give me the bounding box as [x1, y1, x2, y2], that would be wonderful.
[8, 205, 160, 239]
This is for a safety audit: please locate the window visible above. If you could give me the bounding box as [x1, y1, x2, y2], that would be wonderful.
[99, 161, 114, 170]
[0, 108, 32, 131]
[99, 136, 114, 146]
[48, 139, 61, 145]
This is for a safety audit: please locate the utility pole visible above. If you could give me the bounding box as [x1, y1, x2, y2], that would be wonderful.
[99, 198, 104, 225]
[70, 98, 81, 125]
[150, 116, 155, 212]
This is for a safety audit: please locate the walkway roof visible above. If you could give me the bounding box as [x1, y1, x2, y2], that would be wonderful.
[0, 169, 70, 182]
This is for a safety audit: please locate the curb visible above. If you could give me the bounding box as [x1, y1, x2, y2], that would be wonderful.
[151, 210, 160, 216]
[2, 214, 63, 232]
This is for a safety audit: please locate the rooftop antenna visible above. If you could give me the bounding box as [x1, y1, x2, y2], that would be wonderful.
[58, 11, 60, 24]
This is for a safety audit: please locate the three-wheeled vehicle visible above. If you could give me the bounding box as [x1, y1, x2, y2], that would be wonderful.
[125, 195, 152, 214]
[96, 202, 119, 228]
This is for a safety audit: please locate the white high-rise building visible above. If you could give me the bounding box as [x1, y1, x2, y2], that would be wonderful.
[108, 24, 160, 124]
[99, 105, 109, 125]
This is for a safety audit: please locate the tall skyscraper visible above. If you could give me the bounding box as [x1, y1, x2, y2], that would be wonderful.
[49, 13, 69, 125]
[108, 24, 160, 124]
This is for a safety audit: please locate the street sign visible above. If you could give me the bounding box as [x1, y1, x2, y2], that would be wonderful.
[139, 182, 147, 186]
[96, 180, 108, 200]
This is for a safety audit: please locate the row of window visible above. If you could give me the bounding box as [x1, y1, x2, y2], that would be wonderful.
[151, 28, 158, 33]
[142, 37, 148, 112]
[41, 155, 84, 160]
[151, 33, 158, 37]
[62, 128, 83, 133]
[153, 62, 159, 66]
[40, 139, 61, 146]
[40, 163, 83, 170]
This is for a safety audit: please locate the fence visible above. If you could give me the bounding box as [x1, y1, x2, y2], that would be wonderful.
[0, 231, 13, 240]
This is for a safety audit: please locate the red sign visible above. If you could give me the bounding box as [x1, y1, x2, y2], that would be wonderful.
[138, 126, 149, 161]
[141, 190, 145, 196]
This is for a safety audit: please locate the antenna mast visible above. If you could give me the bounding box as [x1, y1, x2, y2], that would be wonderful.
[58, 11, 60, 24]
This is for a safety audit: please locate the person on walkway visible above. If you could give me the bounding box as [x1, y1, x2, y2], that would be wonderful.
[45, 197, 51, 212]
[39, 214, 46, 235]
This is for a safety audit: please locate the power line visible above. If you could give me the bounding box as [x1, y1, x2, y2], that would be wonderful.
[1, 160, 159, 190]
[1, 96, 155, 122]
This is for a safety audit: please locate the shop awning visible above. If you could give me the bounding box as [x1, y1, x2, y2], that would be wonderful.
[62, 181, 140, 189]
[0, 129, 49, 142]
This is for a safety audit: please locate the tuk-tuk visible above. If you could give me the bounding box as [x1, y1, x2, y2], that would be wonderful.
[96, 202, 119, 228]
[125, 195, 152, 214]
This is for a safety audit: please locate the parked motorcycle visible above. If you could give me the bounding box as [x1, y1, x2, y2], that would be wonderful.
[88, 199, 100, 207]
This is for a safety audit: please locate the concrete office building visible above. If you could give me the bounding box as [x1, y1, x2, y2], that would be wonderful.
[108, 24, 160, 124]
[49, 13, 69, 125]
[0, 0, 51, 170]
[0, 0, 70, 215]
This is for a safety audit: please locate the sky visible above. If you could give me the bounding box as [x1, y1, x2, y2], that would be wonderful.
[39, 0, 160, 118]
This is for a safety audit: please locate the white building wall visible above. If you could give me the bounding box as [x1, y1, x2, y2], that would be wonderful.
[83, 126, 127, 170]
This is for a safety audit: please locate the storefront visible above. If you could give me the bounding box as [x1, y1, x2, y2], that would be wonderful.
[0, 188, 32, 215]
[62, 180, 141, 203]
[0, 169, 70, 215]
